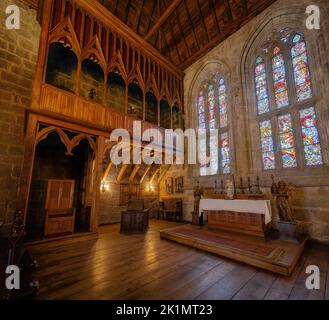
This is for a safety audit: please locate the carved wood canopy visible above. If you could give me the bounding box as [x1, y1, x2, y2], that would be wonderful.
[48, 0, 184, 108]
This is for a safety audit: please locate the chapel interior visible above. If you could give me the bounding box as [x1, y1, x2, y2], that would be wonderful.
[0, 0, 329, 300]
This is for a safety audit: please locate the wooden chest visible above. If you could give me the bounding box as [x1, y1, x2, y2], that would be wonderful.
[120, 211, 149, 233]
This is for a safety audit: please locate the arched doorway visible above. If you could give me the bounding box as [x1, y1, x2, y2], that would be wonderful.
[26, 127, 96, 240]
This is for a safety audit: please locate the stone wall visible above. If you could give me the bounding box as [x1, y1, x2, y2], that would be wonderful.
[99, 167, 159, 224]
[0, 0, 40, 223]
[161, 0, 329, 244]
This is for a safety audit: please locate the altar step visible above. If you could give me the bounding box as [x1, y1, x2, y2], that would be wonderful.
[160, 224, 307, 276]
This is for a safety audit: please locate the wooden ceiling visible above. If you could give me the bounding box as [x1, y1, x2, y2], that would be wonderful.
[98, 0, 277, 70]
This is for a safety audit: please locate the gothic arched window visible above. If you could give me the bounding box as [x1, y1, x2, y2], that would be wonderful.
[254, 33, 323, 170]
[197, 75, 231, 176]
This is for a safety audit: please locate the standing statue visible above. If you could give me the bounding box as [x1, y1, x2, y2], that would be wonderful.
[193, 182, 204, 215]
[225, 179, 235, 200]
[271, 176, 296, 222]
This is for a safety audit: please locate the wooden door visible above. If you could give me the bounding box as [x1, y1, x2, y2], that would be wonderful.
[45, 179, 75, 210]
[45, 179, 75, 237]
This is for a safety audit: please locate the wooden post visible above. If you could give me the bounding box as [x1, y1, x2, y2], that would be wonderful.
[90, 135, 105, 232]
[18, 114, 38, 224]
[142, 90, 146, 121]
[124, 82, 128, 114]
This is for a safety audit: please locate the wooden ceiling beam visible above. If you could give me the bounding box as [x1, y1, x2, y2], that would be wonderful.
[149, 167, 160, 184]
[135, 0, 146, 33]
[179, 0, 277, 69]
[145, 0, 182, 41]
[145, 0, 157, 36]
[129, 164, 141, 183]
[114, 0, 119, 15]
[241, 0, 248, 16]
[140, 165, 152, 184]
[123, 0, 132, 24]
[209, 0, 220, 33]
[196, 0, 209, 42]
[102, 162, 113, 181]
[182, 0, 199, 51]
[174, 8, 190, 57]
[163, 2, 182, 66]
[117, 164, 129, 182]
[158, 165, 171, 182]
[224, 0, 233, 23]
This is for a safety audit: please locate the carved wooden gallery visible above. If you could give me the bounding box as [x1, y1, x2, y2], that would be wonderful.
[0, 0, 329, 300]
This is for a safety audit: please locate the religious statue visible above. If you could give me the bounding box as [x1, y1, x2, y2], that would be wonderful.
[225, 179, 235, 200]
[193, 182, 204, 214]
[271, 175, 295, 222]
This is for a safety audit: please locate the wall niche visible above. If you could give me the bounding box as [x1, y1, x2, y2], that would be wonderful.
[80, 59, 104, 103]
[45, 42, 77, 93]
[128, 81, 143, 119]
[160, 99, 171, 129]
[172, 104, 183, 130]
[145, 91, 158, 124]
[107, 71, 125, 112]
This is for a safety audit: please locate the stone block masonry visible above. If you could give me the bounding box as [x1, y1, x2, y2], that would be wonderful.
[0, 0, 40, 223]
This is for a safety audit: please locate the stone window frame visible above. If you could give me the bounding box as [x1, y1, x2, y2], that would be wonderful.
[253, 32, 324, 171]
[197, 75, 231, 176]
[187, 61, 235, 179]
[242, 13, 329, 186]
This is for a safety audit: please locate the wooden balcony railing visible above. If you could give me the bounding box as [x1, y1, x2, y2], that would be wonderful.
[38, 83, 168, 145]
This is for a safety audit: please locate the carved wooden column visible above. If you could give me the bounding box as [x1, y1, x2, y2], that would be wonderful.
[90, 135, 105, 232]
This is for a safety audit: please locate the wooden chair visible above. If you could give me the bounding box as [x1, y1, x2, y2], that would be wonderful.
[162, 198, 183, 222]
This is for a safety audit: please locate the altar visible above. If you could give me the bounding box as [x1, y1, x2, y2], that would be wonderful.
[199, 199, 272, 237]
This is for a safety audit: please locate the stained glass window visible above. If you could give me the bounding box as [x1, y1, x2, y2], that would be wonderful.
[277, 114, 297, 168]
[198, 91, 207, 176]
[199, 142, 207, 176]
[299, 107, 322, 166]
[198, 91, 206, 129]
[272, 47, 289, 108]
[209, 133, 218, 175]
[259, 120, 275, 170]
[255, 56, 270, 114]
[218, 78, 228, 128]
[220, 132, 230, 174]
[198, 75, 231, 176]
[207, 84, 216, 129]
[291, 34, 312, 101]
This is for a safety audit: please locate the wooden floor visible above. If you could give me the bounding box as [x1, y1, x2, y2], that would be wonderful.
[29, 220, 329, 300]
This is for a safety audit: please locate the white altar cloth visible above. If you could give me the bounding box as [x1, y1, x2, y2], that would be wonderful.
[199, 199, 272, 224]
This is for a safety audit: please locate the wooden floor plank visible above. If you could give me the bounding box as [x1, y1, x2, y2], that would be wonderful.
[27, 220, 328, 300]
[195, 264, 257, 300]
[288, 243, 329, 300]
[232, 270, 277, 300]
[264, 247, 309, 300]
[162, 260, 236, 300]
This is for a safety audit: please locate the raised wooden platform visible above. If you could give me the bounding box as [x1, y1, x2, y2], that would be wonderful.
[160, 224, 307, 276]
